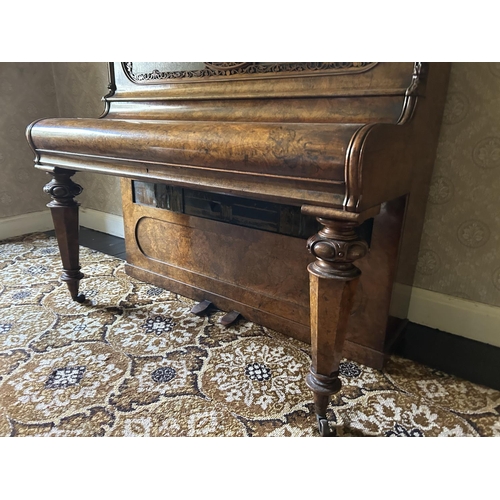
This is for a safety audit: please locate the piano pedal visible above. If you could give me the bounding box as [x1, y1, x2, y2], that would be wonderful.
[219, 310, 241, 327]
[191, 300, 213, 316]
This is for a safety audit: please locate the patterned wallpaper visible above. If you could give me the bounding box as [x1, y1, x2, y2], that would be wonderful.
[1, 62, 499, 307]
[51, 63, 122, 216]
[0, 62, 122, 219]
[0, 63, 59, 217]
[413, 63, 500, 307]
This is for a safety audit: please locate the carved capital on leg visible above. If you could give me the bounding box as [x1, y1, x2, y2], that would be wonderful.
[307, 217, 368, 280]
[44, 170, 83, 207]
[306, 217, 368, 436]
[44, 169, 85, 303]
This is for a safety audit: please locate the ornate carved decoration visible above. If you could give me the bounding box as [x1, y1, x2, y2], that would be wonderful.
[306, 216, 370, 436]
[398, 62, 428, 124]
[406, 62, 425, 96]
[100, 63, 117, 118]
[307, 217, 369, 280]
[204, 62, 252, 71]
[123, 62, 377, 84]
[44, 170, 83, 207]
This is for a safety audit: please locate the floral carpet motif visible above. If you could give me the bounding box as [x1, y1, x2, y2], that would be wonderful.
[0, 233, 499, 437]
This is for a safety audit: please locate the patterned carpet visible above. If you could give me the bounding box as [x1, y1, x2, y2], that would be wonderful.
[0, 232, 499, 437]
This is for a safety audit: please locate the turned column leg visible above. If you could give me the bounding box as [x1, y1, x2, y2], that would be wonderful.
[306, 217, 368, 436]
[44, 168, 85, 303]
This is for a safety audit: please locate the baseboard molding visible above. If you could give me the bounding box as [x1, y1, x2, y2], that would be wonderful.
[393, 321, 500, 391]
[407, 287, 500, 348]
[80, 209, 124, 238]
[0, 210, 54, 240]
[0, 209, 124, 241]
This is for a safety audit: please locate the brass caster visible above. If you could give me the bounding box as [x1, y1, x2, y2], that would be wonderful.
[317, 415, 332, 437]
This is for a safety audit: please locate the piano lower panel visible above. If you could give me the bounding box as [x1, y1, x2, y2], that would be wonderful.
[122, 179, 408, 370]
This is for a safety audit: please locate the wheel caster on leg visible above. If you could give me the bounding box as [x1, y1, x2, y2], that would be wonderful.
[74, 293, 86, 303]
[316, 415, 332, 437]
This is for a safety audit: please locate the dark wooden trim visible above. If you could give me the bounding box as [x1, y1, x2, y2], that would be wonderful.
[393, 322, 500, 391]
[45, 227, 126, 259]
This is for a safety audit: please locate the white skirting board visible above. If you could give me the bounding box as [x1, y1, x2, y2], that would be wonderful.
[0, 210, 54, 240]
[406, 287, 500, 348]
[391, 283, 500, 348]
[1, 210, 499, 348]
[79, 208, 124, 238]
[0, 209, 124, 240]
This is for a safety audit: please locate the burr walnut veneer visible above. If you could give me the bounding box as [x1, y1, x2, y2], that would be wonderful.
[27, 62, 450, 436]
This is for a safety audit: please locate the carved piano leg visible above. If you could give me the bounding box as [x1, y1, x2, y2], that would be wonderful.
[306, 217, 368, 436]
[44, 168, 85, 303]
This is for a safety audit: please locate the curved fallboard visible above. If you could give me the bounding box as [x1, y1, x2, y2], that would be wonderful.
[28, 118, 358, 208]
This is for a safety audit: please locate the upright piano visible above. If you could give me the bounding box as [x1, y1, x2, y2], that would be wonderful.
[27, 62, 450, 435]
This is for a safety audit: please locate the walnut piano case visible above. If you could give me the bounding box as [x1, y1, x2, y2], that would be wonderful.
[27, 62, 450, 435]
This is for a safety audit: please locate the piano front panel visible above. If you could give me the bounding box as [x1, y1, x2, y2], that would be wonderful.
[105, 96, 407, 124]
[111, 62, 417, 102]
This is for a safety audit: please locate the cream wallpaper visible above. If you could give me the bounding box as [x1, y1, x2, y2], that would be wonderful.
[414, 63, 500, 308]
[0, 63, 59, 217]
[1, 62, 499, 308]
[0, 62, 122, 219]
[51, 63, 122, 216]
